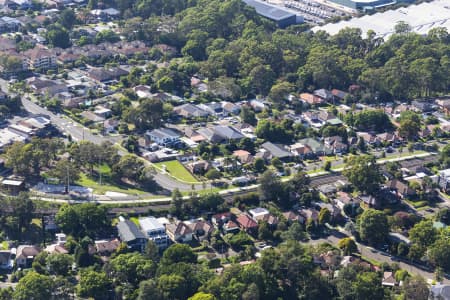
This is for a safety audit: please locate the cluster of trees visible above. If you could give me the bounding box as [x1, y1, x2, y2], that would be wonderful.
[345, 110, 392, 133]
[258, 170, 319, 208]
[120, 0, 450, 101]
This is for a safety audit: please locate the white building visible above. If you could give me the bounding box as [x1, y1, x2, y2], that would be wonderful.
[146, 128, 180, 146]
[139, 217, 169, 249]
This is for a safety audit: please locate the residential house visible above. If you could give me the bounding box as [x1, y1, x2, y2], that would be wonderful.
[197, 125, 244, 143]
[435, 98, 450, 115]
[385, 179, 416, 199]
[376, 132, 401, 146]
[299, 93, 324, 105]
[212, 212, 233, 227]
[324, 136, 348, 154]
[254, 213, 279, 227]
[331, 89, 348, 102]
[314, 89, 334, 103]
[282, 211, 305, 224]
[223, 220, 240, 234]
[222, 101, 240, 115]
[299, 208, 319, 225]
[173, 103, 209, 118]
[198, 102, 223, 116]
[232, 150, 254, 164]
[411, 100, 434, 113]
[236, 214, 258, 234]
[117, 220, 147, 252]
[431, 284, 450, 300]
[81, 111, 105, 123]
[289, 142, 314, 158]
[249, 99, 265, 112]
[186, 160, 209, 174]
[166, 222, 193, 243]
[103, 119, 119, 134]
[15, 245, 40, 268]
[23, 47, 56, 70]
[139, 217, 169, 249]
[298, 138, 328, 157]
[259, 142, 292, 161]
[146, 128, 180, 146]
[438, 169, 450, 193]
[87, 67, 129, 83]
[1, 176, 25, 194]
[134, 85, 152, 98]
[334, 191, 360, 211]
[44, 244, 69, 255]
[188, 220, 214, 242]
[248, 207, 269, 219]
[95, 239, 121, 256]
[0, 16, 22, 32]
[357, 132, 381, 147]
[94, 106, 112, 118]
[382, 272, 398, 287]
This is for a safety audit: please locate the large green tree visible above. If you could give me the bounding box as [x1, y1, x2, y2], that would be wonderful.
[358, 209, 389, 245]
[343, 155, 383, 195]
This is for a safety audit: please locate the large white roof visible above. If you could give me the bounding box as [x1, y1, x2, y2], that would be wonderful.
[313, 0, 450, 38]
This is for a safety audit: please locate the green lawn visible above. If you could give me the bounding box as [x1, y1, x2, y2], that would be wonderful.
[153, 160, 199, 183]
[76, 173, 148, 195]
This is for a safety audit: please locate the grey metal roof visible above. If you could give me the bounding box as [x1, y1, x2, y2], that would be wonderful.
[148, 128, 179, 139]
[262, 142, 292, 158]
[117, 220, 145, 242]
[243, 0, 296, 21]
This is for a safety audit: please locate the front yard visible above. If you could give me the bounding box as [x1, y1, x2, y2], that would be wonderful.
[153, 160, 200, 183]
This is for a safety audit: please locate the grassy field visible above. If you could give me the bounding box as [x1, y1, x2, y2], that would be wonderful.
[76, 173, 148, 195]
[153, 160, 199, 183]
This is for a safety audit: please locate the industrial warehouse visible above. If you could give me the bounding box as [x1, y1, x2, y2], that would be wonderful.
[314, 0, 450, 37]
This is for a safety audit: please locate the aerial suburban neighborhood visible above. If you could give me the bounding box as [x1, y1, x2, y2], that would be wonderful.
[0, 0, 448, 298]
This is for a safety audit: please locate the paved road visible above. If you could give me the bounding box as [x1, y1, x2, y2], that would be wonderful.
[21, 98, 209, 191]
[22, 98, 109, 144]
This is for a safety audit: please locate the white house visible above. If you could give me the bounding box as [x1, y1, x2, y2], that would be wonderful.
[139, 217, 169, 249]
[146, 128, 180, 146]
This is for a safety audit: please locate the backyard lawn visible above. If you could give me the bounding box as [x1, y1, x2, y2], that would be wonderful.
[153, 160, 199, 183]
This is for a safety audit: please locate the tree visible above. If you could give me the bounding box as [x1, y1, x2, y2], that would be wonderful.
[353, 272, 384, 300]
[408, 220, 437, 261]
[318, 207, 331, 225]
[205, 169, 222, 180]
[46, 24, 70, 48]
[240, 105, 257, 126]
[138, 279, 161, 300]
[428, 237, 450, 271]
[13, 272, 53, 300]
[161, 244, 197, 266]
[398, 111, 421, 140]
[358, 209, 389, 245]
[48, 158, 80, 185]
[253, 157, 266, 173]
[402, 276, 429, 300]
[281, 222, 308, 241]
[346, 110, 392, 133]
[189, 292, 217, 300]
[324, 160, 331, 171]
[170, 188, 183, 218]
[55, 203, 109, 238]
[126, 98, 163, 131]
[59, 8, 77, 29]
[77, 269, 111, 300]
[258, 169, 283, 202]
[157, 274, 188, 300]
[108, 253, 154, 286]
[338, 237, 358, 255]
[5, 192, 35, 239]
[46, 253, 73, 276]
[343, 155, 382, 195]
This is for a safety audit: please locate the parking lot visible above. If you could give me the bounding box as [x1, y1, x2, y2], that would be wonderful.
[284, 0, 351, 24]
